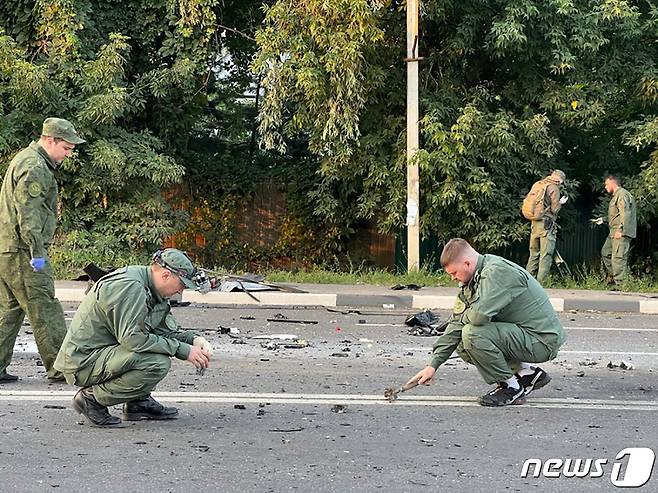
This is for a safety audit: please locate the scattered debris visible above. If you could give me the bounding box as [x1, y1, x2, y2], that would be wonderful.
[607, 360, 634, 370]
[579, 359, 598, 367]
[234, 404, 246, 410]
[331, 404, 347, 413]
[193, 445, 210, 452]
[196, 367, 206, 376]
[261, 339, 309, 350]
[384, 380, 420, 402]
[43, 405, 66, 410]
[405, 310, 447, 337]
[169, 300, 191, 307]
[269, 428, 304, 433]
[219, 280, 274, 292]
[252, 334, 298, 340]
[576, 370, 586, 377]
[330, 353, 349, 358]
[266, 317, 318, 324]
[390, 284, 422, 290]
[218, 325, 241, 336]
[231, 338, 247, 345]
[239, 315, 255, 320]
[382, 304, 395, 309]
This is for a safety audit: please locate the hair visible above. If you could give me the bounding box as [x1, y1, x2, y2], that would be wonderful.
[440, 238, 473, 267]
[605, 174, 621, 186]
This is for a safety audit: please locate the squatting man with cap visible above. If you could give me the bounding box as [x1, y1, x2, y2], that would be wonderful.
[0, 118, 85, 383]
[54, 248, 214, 426]
[408, 238, 566, 406]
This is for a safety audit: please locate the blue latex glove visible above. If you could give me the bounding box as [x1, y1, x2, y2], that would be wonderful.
[30, 257, 46, 272]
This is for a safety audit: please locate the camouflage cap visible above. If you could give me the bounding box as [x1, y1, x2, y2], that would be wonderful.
[550, 169, 566, 183]
[155, 248, 197, 289]
[42, 118, 85, 144]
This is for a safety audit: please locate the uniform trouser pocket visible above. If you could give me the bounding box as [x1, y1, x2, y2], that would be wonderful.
[76, 346, 171, 406]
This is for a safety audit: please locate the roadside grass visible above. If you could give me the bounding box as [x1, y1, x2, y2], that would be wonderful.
[266, 264, 657, 292]
[265, 266, 452, 287]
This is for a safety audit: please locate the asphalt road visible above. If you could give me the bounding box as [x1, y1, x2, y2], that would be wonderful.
[1, 304, 657, 492]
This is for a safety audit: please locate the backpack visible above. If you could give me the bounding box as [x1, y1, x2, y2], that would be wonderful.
[521, 180, 548, 220]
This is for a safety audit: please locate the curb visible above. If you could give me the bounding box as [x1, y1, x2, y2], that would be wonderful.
[53, 287, 658, 314]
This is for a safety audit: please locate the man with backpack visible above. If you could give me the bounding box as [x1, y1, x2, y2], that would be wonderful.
[523, 170, 567, 284]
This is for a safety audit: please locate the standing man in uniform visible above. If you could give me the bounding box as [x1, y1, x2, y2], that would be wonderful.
[525, 170, 568, 284]
[593, 175, 637, 287]
[408, 238, 566, 407]
[54, 248, 215, 427]
[0, 118, 85, 383]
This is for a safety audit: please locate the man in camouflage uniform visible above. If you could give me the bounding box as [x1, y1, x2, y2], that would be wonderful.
[54, 249, 214, 427]
[408, 238, 566, 407]
[0, 118, 85, 383]
[526, 170, 568, 284]
[594, 175, 637, 287]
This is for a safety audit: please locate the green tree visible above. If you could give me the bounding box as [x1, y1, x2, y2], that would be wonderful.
[255, 0, 658, 253]
[0, 1, 220, 260]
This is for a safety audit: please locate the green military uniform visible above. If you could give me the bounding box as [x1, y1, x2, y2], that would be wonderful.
[601, 187, 636, 285]
[526, 177, 562, 284]
[430, 255, 566, 384]
[0, 142, 66, 379]
[54, 266, 199, 406]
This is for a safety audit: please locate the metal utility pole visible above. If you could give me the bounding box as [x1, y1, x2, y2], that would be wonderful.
[406, 0, 420, 271]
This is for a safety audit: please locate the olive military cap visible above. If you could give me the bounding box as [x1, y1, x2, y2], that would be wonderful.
[42, 118, 85, 144]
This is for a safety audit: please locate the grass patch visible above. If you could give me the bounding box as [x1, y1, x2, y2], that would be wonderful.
[526, 263, 658, 293]
[265, 266, 452, 287]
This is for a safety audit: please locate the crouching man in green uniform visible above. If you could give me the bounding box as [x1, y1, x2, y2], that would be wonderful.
[54, 249, 215, 427]
[408, 238, 566, 407]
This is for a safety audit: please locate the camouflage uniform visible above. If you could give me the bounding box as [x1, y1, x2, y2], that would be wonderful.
[601, 187, 636, 285]
[526, 174, 563, 284]
[430, 255, 566, 384]
[54, 266, 199, 406]
[0, 143, 65, 378]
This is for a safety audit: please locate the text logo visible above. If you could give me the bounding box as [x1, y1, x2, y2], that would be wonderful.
[521, 448, 655, 487]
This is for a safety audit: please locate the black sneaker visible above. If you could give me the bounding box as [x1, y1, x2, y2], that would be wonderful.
[516, 367, 551, 396]
[122, 394, 179, 421]
[478, 383, 525, 407]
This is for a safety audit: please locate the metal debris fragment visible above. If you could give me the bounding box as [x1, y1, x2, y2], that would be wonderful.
[607, 360, 634, 370]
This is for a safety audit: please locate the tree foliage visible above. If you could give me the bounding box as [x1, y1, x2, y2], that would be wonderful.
[0, 1, 223, 252]
[255, 0, 658, 251]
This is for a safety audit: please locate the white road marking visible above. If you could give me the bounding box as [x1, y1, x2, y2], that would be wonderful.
[358, 323, 658, 332]
[1, 390, 657, 411]
[560, 350, 658, 356]
[403, 347, 658, 357]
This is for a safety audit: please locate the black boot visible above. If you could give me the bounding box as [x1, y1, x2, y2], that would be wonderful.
[72, 388, 121, 427]
[122, 394, 179, 421]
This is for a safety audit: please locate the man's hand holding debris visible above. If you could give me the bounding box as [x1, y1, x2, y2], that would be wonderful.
[408, 366, 436, 386]
[187, 344, 210, 370]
